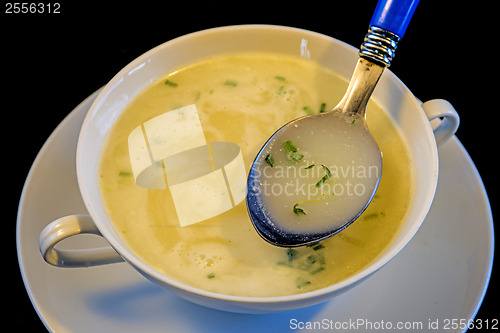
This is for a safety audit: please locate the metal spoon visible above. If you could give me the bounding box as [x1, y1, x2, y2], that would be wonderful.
[246, 0, 419, 247]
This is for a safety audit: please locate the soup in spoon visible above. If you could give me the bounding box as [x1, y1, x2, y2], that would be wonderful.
[253, 111, 382, 235]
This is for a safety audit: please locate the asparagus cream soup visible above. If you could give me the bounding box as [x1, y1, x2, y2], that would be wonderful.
[99, 53, 414, 297]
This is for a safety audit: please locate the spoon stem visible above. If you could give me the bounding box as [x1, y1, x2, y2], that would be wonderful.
[334, 25, 401, 118]
[335, 58, 385, 118]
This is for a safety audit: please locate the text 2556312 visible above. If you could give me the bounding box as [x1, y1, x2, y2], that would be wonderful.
[5, 3, 60, 14]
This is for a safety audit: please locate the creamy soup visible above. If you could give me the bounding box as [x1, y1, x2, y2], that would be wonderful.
[99, 53, 414, 297]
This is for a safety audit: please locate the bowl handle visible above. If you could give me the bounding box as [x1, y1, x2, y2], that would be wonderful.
[39, 214, 124, 267]
[421, 99, 460, 147]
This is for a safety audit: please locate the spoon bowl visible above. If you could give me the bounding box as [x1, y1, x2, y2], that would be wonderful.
[247, 61, 383, 247]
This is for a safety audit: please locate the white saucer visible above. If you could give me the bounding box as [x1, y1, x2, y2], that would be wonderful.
[17, 90, 494, 333]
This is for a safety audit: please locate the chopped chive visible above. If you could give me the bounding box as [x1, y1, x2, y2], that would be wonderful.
[296, 277, 311, 289]
[304, 164, 315, 170]
[224, 80, 237, 87]
[323, 165, 332, 176]
[283, 140, 298, 152]
[207, 273, 215, 279]
[315, 165, 332, 187]
[286, 248, 298, 262]
[310, 266, 326, 275]
[275, 75, 286, 81]
[363, 211, 386, 220]
[276, 86, 287, 95]
[302, 106, 314, 115]
[293, 193, 325, 216]
[319, 103, 327, 113]
[306, 243, 325, 251]
[119, 171, 131, 177]
[306, 254, 318, 265]
[164, 79, 178, 87]
[339, 234, 364, 246]
[265, 153, 274, 167]
[288, 152, 304, 162]
[283, 140, 304, 162]
[299, 253, 326, 274]
[293, 203, 307, 216]
[280, 247, 327, 277]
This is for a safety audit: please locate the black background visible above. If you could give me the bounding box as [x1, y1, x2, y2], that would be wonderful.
[4, 1, 497, 331]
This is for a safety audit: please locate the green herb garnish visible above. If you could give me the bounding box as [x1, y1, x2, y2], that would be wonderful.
[296, 277, 311, 289]
[315, 165, 332, 187]
[293, 203, 307, 216]
[119, 171, 131, 177]
[278, 246, 327, 279]
[265, 153, 274, 167]
[292, 193, 325, 216]
[224, 80, 238, 87]
[302, 106, 314, 115]
[276, 86, 287, 95]
[319, 103, 327, 113]
[207, 273, 215, 279]
[288, 151, 304, 162]
[283, 140, 304, 162]
[283, 140, 298, 152]
[310, 266, 326, 275]
[164, 79, 178, 87]
[287, 248, 298, 262]
[306, 242, 325, 251]
[275, 75, 286, 81]
[298, 253, 326, 274]
[304, 164, 315, 170]
[363, 211, 386, 220]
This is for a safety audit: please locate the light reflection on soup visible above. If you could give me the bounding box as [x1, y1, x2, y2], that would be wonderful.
[99, 53, 414, 297]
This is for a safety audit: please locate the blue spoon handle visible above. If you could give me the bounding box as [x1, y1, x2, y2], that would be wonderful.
[370, 0, 419, 38]
[359, 0, 419, 66]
